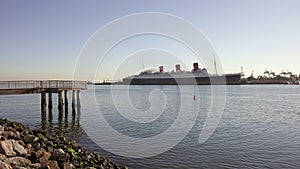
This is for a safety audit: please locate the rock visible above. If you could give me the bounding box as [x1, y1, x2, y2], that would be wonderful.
[12, 140, 27, 156]
[32, 142, 41, 150]
[14, 167, 27, 169]
[0, 136, 6, 141]
[0, 153, 8, 162]
[40, 143, 47, 151]
[0, 140, 16, 157]
[37, 133, 47, 142]
[35, 148, 46, 158]
[0, 119, 127, 169]
[29, 163, 41, 169]
[25, 144, 32, 154]
[0, 161, 12, 169]
[40, 152, 51, 164]
[46, 141, 54, 147]
[16, 140, 25, 147]
[1, 131, 9, 139]
[3, 131, 12, 139]
[42, 160, 60, 169]
[23, 135, 38, 143]
[59, 136, 66, 142]
[32, 129, 47, 136]
[51, 148, 69, 162]
[7, 157, 31, 167]
[13, 123, 26, 133]
[62, 162, 73, 169]
[48, 136, 56, 142]
[0, 125, 4, 135]
[113, 163, 119, 168]
[57, 143, 65, 149]
[40, 165, 51, 169]
[23, 129, 31, 136]
[35, 149, 51, 164]
[47, 146, 53, 153]
[6, 127, 16, 133]
[4, 130, 21, 140]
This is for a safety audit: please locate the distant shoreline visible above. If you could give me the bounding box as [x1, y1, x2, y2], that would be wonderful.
[92, 81, 299, 85]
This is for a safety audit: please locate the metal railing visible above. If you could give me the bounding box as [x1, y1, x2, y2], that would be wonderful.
[0, 80, 87, 90]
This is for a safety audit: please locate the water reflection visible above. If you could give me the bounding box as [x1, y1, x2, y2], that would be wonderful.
[40, 104, 83, 137]
[64, 106, 69, 129]
[41, 107, 47, 130]
[48, 108, 53, 133]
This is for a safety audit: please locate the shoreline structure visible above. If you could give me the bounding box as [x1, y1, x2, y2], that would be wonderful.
[93, 64, 300, 85]
[0, 118, 127, 169]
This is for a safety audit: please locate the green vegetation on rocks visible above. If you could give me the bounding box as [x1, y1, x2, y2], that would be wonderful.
[24, 134, 39, 143]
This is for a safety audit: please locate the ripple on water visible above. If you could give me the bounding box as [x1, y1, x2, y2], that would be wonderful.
[0, 85, 300, 168]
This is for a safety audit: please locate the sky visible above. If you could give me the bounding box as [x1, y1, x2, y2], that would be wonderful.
[1, 0, 300, 81]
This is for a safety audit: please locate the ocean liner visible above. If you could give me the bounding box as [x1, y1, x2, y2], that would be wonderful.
[122, 63, 242, 85]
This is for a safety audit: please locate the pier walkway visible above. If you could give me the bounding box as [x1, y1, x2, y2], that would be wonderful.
[0, 80, 87, 116]
[0, 80, 86, 95]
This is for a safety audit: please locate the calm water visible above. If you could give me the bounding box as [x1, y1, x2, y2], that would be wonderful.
[0, 85, 300, 168]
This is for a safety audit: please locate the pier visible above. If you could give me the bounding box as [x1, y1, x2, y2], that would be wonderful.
[0, 80, 87, 120]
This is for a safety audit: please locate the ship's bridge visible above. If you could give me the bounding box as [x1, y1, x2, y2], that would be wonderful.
[139, 69, 158, 75]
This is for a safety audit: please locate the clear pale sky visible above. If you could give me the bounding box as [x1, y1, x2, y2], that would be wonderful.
[1, 0, 300, 81]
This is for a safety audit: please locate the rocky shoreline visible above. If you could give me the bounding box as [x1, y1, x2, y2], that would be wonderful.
[0, 118, 127, 169]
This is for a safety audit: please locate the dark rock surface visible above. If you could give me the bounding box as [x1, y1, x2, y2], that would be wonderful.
[0, 118, 128, 169]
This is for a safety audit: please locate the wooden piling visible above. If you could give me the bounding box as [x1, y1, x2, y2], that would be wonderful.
[48, 108, 53, 123]
[72, 90, 76, 115]
[48, 92, 53, 109]
[64, 90, 69, 115]
[41, 92, 47, 130]
[76, 90, 81, 108]
[41, 92, 47, 110]
[64, 90, 68, 108]
[58, 90, 64, 110]
[58, 91, 64, 125]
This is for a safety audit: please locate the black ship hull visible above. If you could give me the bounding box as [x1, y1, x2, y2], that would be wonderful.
[123, 73, 242, 85]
